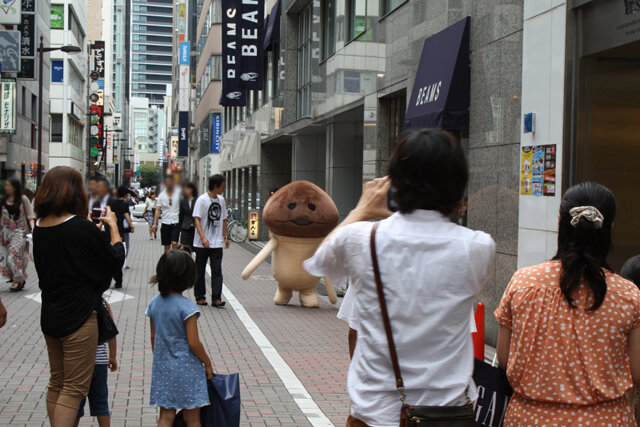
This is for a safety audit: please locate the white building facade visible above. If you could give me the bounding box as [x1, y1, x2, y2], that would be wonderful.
[48, 0, 88, 174]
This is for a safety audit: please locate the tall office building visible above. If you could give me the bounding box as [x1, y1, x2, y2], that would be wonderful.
[130, 0, 173, 107]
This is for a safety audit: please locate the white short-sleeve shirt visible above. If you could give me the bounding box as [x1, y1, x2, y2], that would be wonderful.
[192, 193, 228, 249]
[156, 188, 181, 225]
[304, 210, 495, 427]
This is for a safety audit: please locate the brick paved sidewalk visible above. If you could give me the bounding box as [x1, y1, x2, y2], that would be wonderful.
[0, 221, 350, 426]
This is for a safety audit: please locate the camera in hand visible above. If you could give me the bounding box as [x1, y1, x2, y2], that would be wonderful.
[387, 187, 398, 212]
[91, 207, 105, 224]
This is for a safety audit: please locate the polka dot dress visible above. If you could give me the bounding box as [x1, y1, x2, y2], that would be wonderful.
[495, 261, 640, 426]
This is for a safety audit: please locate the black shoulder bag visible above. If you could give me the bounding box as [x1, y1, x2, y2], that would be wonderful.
[370, 223, 476, 427]
[96, 298, 119, 344]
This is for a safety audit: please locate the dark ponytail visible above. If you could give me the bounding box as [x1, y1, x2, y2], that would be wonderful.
[553, 182, 616, 310]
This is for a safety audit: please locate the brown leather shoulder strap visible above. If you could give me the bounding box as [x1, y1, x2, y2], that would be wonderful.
[370, 222, 404, 391]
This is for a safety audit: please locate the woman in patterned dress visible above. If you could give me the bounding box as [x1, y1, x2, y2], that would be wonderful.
[495, 182, 640, 426]
[0, 177, 35, 291]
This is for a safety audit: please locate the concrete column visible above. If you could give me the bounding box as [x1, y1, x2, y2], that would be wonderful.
[258, 142, 292, 240]
[242, 167, 250, 221]
[251, 165, 258, 211]
[325, 121, 363, 219]
[291, 134, 325, 186]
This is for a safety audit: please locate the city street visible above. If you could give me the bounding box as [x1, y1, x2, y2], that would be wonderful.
[0, 221, 351, 426]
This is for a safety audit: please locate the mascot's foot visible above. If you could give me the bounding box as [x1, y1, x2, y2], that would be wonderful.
[274, 288, 293, 306]
[299, 292, 319, 308]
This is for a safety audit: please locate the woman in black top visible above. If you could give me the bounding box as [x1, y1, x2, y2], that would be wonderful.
[178, 181, 198, 251]
[33, 166, 125, 426]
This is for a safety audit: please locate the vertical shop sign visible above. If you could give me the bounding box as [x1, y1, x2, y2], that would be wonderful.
[92, 41, 106, 78]
[520, 144, 556, 197]
[179, 65, 189, 110]
[248, 210, 259, 240]
[211, 113, 222, 154]
[178, 112, 189, 157]
[0, 79, 17, 134]
[17, 3, 36, 80]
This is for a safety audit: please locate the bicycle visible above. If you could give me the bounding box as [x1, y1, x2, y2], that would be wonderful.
[227, 208, 248, 243]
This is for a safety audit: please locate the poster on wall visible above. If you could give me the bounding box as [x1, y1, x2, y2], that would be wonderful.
[50, 4, 64, 29]
[520, 144, 556, 197]
[0, 0, 21, 25]
[0, 31, 20, 72]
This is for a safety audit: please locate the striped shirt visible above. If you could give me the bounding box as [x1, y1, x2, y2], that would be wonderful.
[95, 343, 109, 365]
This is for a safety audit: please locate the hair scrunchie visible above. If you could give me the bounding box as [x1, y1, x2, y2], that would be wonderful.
[569, 206, 604, 229]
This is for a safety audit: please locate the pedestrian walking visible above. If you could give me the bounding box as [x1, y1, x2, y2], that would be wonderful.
[193, 174, 230, 307]
[495, 182, 640, 426]
[145, 192, 158, 240]
[178, 181, 198, 252]
[110, 186, 135, 287]
[305, 129, 495, 427]
[0, 177, 35, 291]
[88, 175, 101, 208]
[152, 176, 182, 253]
[146, 250, 213, 427]
[33, 166, 125, 427]
[0, 297, 6, 328]
[622, 254, 640, 426]
[91, 176, 117, 215]
[73, 300, 118, 427]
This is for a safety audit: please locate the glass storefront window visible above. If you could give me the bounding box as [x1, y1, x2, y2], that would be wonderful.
[50, 115, 63, 142]
[322, 0, 335, 59]
[382, 0, 405, 15]
[297, 6, 312, 118]
[347, 0, 367, 41]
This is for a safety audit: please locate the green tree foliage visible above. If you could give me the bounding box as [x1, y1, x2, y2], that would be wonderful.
[139, 164, 162, 188]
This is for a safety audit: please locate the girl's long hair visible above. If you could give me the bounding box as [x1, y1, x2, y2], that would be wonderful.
[553, 182, 616, 310]
[3, 177, 23, 220]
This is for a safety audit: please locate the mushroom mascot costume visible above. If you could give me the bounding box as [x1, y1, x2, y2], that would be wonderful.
[241, 181, 339, 308]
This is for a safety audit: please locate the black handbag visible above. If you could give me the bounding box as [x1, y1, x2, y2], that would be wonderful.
[96, 298, 119, 344]
[370, 223, 476, 427]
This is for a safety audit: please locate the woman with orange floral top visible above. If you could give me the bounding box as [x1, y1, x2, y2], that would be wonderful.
[495, 182, 640, 426]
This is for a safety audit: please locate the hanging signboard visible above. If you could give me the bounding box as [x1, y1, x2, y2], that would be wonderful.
[239, 0, 264, 91]
[179, 65, 189, 110]
[179, 42, 190, 65]
[178, 111, 189, 157]
[221, 0, 245, 106]
[0, 79, 17, 134]
[0, 0, 21, 24]
[211, 113, 222, 154]
[0, 31, 20, 72]
[17, 4, 36, 80]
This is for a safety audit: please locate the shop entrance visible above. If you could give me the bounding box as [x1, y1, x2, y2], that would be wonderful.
[576, 41, 640, 269]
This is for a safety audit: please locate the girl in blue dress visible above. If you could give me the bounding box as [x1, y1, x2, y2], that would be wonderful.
[146, 250, 213, 426]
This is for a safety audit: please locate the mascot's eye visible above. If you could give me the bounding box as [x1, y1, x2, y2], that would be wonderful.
[308, 204, 316, 211]
[288, 203, 296, 210]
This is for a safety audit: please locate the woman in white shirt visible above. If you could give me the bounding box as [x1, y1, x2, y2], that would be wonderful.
[144, 192, 157, 240]
[305, 129, 496, 427]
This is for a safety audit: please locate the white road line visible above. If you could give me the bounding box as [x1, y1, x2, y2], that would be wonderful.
[25, 289, 134, 304]
[206, 265, 335, 427]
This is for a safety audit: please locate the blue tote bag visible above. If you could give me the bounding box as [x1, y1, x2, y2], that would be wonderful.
[202, 373, 241, 427]
[173, 373, 241, 427]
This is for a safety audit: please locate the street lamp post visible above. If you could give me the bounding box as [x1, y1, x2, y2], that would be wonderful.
[37, 36, 82, 187]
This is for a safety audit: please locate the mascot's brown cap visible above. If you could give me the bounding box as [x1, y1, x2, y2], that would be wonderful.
[264, 181, 339, 238]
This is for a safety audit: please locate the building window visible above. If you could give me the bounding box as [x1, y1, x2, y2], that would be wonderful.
[272, 44, 280, 97]
[344, 71, 361, 93]
[50, 114, 63, 142]
[297, 6, 312, 119]
[31, 94, 37, 121]
[347, 0, 367, 41]
[68, 8, 85, 46]
[322, 0, 335, 59]
[382, 0, 405, 15]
